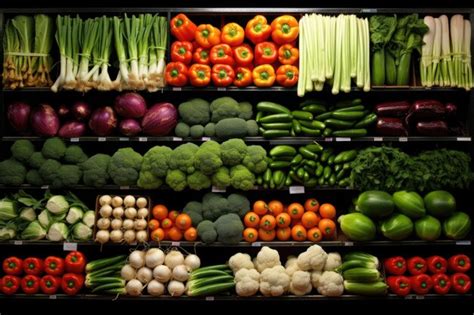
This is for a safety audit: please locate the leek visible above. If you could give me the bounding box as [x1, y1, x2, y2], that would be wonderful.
[451, 15, 464, 88]
[420, 16, 435, 87]
[462, 20, 472, 90]
[432, 18, 442, 86]
[439, 15, 453, 87]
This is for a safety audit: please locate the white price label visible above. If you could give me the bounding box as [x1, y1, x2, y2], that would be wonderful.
[374, 137, 383, 142]
[217, 88, 226, 91]
[172, 87, 182, 91]
[361, 8, 377, 13]
[289, 186, 305, 194]
[98, 137, 106, 142]
[171, 241, 181, 246]
[457, 137, 471, 142]
[172, 137, 183, 141]
[49, 295, 57, 300]
[251, 242, 262, 247]
[119, 137, 129, 141]
[404, 295, 415, 300]
[201, 137, 211, 141]
[455, 240, 471, 246]
[205, 296, 215, 301]
[398, 137, 408, 142]
[120, 186, 130, 190]
[138, 137, 148, 142]
[415, 295, 425, 300]
[63, 242, 77, 251]
[70, 138, 79, 143]
[344, 241, 354, 246]
[336, 137, 351, 142]
[211, 186, 226, 193]
[13, 240, 23, 245]
[324, 137, 333, 142]
[41, 185, 49, 190]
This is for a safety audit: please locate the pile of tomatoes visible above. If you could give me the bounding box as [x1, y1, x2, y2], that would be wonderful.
[148, 204, 197, 242]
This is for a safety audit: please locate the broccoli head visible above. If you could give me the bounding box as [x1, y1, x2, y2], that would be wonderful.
[194, 141, 222, 175]
[183, 201, 203, 226]
[137, 167, 163, 189]
[143, 146, 172, 178]
[215, 118, 248, 139]
[246, 120, 259, 136]
[52, 165, 82, 188]
[197, 220, 217, 244]
[227, 193, 251, 218]
[202, 193, 231, 221]
[242, 145, 268, 174]
[214, 213, 244, 244]
[165, 169, 187, 191]
[26, 169, 44, 186]
[28, 152, 46, 169]
[212, 166, 231, 189]
[39, 159, 61, 185]
[178, 98, 210, 125]
[0, 159, 27, 185]
[187, 170, 212, 191]
[80, 154, 111, 187]
[238, 102, 253, 120]
[230, 165, 256, 191]
[108, 148, 143, 186]
[221, 139, 247, 166]
[64, 145, 88, 164]
[175, 122, 190, 138]
[190, 125, 204, 138]
[168, 143, 199, 174]
[42, 137, 67, 160]
[10, 139, 35, 163]
[204, 123, 216, 137]
[210, 97, 240, 122]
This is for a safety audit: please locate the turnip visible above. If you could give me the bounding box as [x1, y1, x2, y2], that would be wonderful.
[147, 280, 165, 296]
[121, 264, 136, 281]
[124, 230, 136, 244]
[96, 218, 110, 230]
[184, 254, 201, 271]
[111, 218, 123, 230]
[110, 229, 123, 243]
[136, 197, 147, 208]
[164, 250, 184, 269]
[124, 195, 136, 207]
[126, 279, 143, 296]
[136, 230, 148, 243]
[95, 230, 110, 244]
[168, 280, 185, 297]
[172, 265, 189, 282]
[99, 195, 112, 206]
[123, 219, 134, 230]
[125, 207, 137, 219]
[134, 218, 147, 230]
[137, 208, 149, 219]
[112, 196, 123, 207]
[113, 207, 124, 219]
[153, 265, 171, 283]
[145, 248, 165, 268]
[129, 250, 145, 269]
[99, 205, 112, 218]
[137, 267, 153, 284]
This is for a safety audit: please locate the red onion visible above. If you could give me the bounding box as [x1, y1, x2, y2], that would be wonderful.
[7, 102, 31, 134]
[119, 119, 142, 136]
[58, 121, 87, 138]
[30, 104, 59, 136]
[89, 106, 117, 136]
[141, 102, 177, 136]
[57, 104, 71, 118]
[114, 92, 147, 118]
[72, 101, 91, 121]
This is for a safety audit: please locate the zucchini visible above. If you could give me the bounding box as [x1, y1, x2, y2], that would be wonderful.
[338, 178, 350, 187]
[256, 101, 291, 114]
[292, 119, 302, 134]
[299, 120, 325, 130]
[332, 129, 368, 137]
[256, 111, 263, 122]
[302, 104, 327, 114]
[259, 113, 293, 123]
[299, 147, 317, 159]
[303, 165, 314, 174]
[343, 268, 381, 283]
[331, 111, 366, 121]
[299, 99, 327, 108]
[324, 118, 355, 129]
[291, 110, 313, 121]
[300, 126, 321, 136]
[273, 155, 294, 162]
[270, 145, 297, 157]
[303, 171, 310, 182]
[334, 164, 342, 172]
[269, 161, 291, 169]
[270, 177, 276, 189]
[343, 281, 388, 296]
[261, 122, 292, 130]
[318, 176, 325, 185]
[289, 170, 302, 183]
[334, 150, 358, 164]
[336, 168, 348, 180]
[316, 111, 333, 121]
[85, 255, 127, 273]
[305, 143, 324, 153]
[315, 164, 324, 177]
[263, 129, 291, 138]
[335, 98, 362, 108]
[334, 105, 365, 112]
[354, 113, 377, 128]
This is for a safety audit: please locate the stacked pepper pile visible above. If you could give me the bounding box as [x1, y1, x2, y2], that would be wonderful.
[385, 254, 471, 296]
[0, 251, 86, 296]
[165, 14, 299, 88]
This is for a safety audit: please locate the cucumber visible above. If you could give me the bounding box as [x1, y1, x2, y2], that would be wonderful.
[336, 168, 348, 180]
[290, 154, 303, 165]
[289, 170, 302, 183]
[290, 128, 296, 137]
[304, 178, 318, 188]
[299, 147, 317, 159]
[316, 111, 333, 121]
[273, 155, 294, 162]
[299, 120, 326, 130]
[335, 98, 362, 108]
[261, 122, 292, 130]
[323, 128, 333, 137]
[334, 164, 342, 172]
[304, 160, 318, 168]
[335, 260, 377, 273]
[344, 281, 388, 296]
[303, 165, 313, 174]
[277, 174, 287, 189]
[256, 175, 263, 185]
[270, 145, 297, 157]
[302, 104, 327, 114]
[354, 113, 377, 128]
[338, 178, 350, 187]
[300, 126, 321, 136]
[291, 110, 313, 121]
[256, 111, 264, 122]
[273, 170, 285, 186]
[343, 268, 381, 283]
[292, 119, 302, 134]
[270, 177, 276, 189]
[321, 148, 334, 162]
[297, 167, 305, 179]
[86, 255, 127, 273]
[327, 154, 335, 165]
[259, 113, 293, 123]
[285, 175, 293, 186]
[318, 176, 325, 186]
[334, 150, 358, 164]
[299, 99, 327, 108]
[269, 161, 291, 169]
[257, 101, 291, 114]
[305, 143, 324, 153]
[263, 168, 272, 183]
[323, 166, 332, 179]
[315, 164, 324, 177]
[331, 111, 366, 121]
[329, 174, 336, 186]
[332, 129, 368, 137]
[259, 127, 266, 135]
[334, 105, 365, 112]
[324, 118, 355, 129]
[303, 171, 310, 182]
[263, 129, 291, 138]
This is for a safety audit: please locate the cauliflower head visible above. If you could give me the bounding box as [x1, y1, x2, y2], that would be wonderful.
[297, 244, 328, 271]
[228, 253, 254, 273]
[289, 270, 312, 296]
[255, 246, 281, 272]
[317, 271, 344, 297]
[259, 266, 290, 297]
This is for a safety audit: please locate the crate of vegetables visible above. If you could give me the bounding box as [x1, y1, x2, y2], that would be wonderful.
[94, 194, 151, 244]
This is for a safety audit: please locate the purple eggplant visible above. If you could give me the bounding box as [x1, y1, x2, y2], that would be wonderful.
[376, 117, 408, 136]
[409, 100, 446, 119]
[416, 120, 449, 136]
[375, 101, 411, 117]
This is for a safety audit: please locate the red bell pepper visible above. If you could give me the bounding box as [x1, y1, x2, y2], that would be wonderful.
[165, 62, 188, 87]
[170, 14, 197, 42]
[3, 257, 23, 276]
[210, 44, 234, 66]
[171, 41, 193, 65]
[431, 274, 451, 295]
[254, 42, 278, 66]
[1, 275, 21, 295]
[21, 275, 40, 294]
[234, 67, 253, 88]
[276, 65, 298, 87]
[384, 256, 407, 275]
[451, 273, 471, 294]
[193, 47, 211, 65]
[61, 273, 84, 296]
[245, 15, 272, 45]
[211, 64, 235, 87]
[426, 256, 448, 274]
[65, 251, 86, 274]
[407, 256, 427, 275]
[23, 257, 43, 276]
[188, 64, 211, 87]
[411, 274, 433, 295]
[387, 276, 411, 296]
[195, 24, 221, 48]
[448, 254, 471, 273]
[278, 44, 299, 65]
[40, 275, 62, 295]
[233, 44, 254, 67]
[44, 256, 65, 276]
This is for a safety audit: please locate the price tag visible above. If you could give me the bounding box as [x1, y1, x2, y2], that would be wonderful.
[398, 137, 408, 142]
[70, 138, 79, 143]
[344, 241, 354, 246]
[172, 87, 182, 91]
[361, 8, 377, 13]
[374, 137, 383, 142]
[201, 137, 211, 141]
[404, 295, 415, 300]
[205, 296, 215, 301]
[63, 242, 77, 251]
[172, 137, 183, 141]
[98, 137, 106, 142]
[120, 186, 130, 190]
[138, 137, 148, 142]
[324, 137, 333, 142]
[171, 241, 181, 246]
[415, 295, 425, 300]
[41, 185, 49, 190]
[13, 240, 23, 245]
[336, 137, 351, 142]
[289, 186, 305, 194]
[212, 186, 226, 193]
[457, 137, 471, 142]
[119, 137, 129, 142]
[251, 242, 261, 247]
[217, 88, 226, 91]
[49, 295, 57, 300]
[455, 240, 471, 246]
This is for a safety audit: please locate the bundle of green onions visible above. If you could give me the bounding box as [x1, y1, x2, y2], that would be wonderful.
[298, 14, 370, 97]
[421, 15, 473, 91]
[3, 15, 54, 89]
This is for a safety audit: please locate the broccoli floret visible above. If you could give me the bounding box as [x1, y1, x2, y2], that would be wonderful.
[178, 98, 210, 125]
[246, 120, 259, 136]
[183, 201, 203, 226]
[242, 145, 268, 174]
[0, 159, 26, 185]
[28, 152, 47, 169]
[212, 166, 231, 188]
[80, 154, 111, 187]
[143, 146, 172, 178]
[202, 193, 231, 221]
[137, 171, 163, 189]
[168, 143, 199, 174]
[238, 102, 253, 120]
[227, 193, 251, 218]
[197, 220, 217, 244]
[165, 169, 187, 191]
[214, 213, 244, 244]
[10, 139, 35, 163]
[215, 118, 248, 139]
[221, 139, 247, 166]
[108, 148, 143, 186]
[64, 145, 88, 164]
[42, 137, 67, 160]
[194, 141, 222, 175]
[175, 122, 190, 138]
[26, 169, 44, 186]
[210, 97, 240, 122]
[52, 165, 82, 188]
[204, 123, 216, 137]
[187, 171, 211, 191]
[230, 165, 256, 191]
[190, 125, 205, 138]
[39, 159, 61, 185]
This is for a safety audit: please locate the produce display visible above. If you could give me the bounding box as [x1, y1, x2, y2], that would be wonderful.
[385, 254, 471, 296]
[149, 204, 197, 242]
[85, 255, 127, 294]
[340, 252, 387, 295]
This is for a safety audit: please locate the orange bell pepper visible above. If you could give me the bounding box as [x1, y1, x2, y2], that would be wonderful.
[276, 65, 298, 87]
[234, 67, 253, 87]
[210, 44, 235, 66]
[170, 41, 193, 65]
[211, 64, 235, 87]
[165, 62, 188, 87]
[245, 15, 272, 45]
[252, 64, 275, 87]
[195, 24, 221, 48]
[233, 44, 254, 67]
[254, 42, 278, 65]
[271, 15, 299, 45]
[188, 64, 211, 87]
[193, 47, 211, 65]
[170, 14, 197, 42]
[221, 22, 245, 47]
[278, 44, 299, 65]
